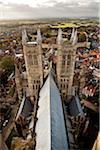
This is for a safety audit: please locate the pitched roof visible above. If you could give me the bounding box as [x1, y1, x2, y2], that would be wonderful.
[36, 73, 69, 150]
[68, 96, 84, 117]
[16, 96, 33, 120]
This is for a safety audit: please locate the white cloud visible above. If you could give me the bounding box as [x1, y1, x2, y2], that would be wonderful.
[0, 0, 99, 19]
[0, 0, 99, 7]
[0, 0, 56, 7]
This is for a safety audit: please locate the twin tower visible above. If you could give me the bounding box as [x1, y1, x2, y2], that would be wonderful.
[22, 27, 78, 102]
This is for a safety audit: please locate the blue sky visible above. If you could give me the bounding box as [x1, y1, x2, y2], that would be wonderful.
[0, 0, 99, 19]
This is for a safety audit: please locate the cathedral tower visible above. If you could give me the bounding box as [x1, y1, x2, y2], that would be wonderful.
[22, 29, 43, 102]
[56, 28, 77, 100]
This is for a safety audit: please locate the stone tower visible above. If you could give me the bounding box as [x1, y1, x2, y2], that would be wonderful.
[56, 28, 77, 100]
[22, 29, 43, 102]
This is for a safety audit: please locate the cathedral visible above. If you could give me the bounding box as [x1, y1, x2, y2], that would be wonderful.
[14, 27, 89, 150]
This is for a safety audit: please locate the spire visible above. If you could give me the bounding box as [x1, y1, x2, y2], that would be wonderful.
[37, 28, 42, 44]
[57, 28, 63, 45]
[22, 29, 28, 45]
[70, 27, 75, 42]
[72, 29, 78, 45]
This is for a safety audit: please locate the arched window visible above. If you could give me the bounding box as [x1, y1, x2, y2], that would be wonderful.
[63, 84, 65, 88]
[67, 54, 71, 66]
[33, 96, 36, 101]
[62, 55, 66, 66]
[61, 55, 66, 73]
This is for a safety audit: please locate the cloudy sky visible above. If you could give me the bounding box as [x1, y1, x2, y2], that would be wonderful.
[0, 0, 99, 19]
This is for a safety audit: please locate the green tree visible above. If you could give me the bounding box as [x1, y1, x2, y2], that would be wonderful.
[78, 33, 87, 42]
[0, 56, 14, 78]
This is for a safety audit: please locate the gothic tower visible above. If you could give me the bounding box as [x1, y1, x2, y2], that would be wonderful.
[56, 28, 77, 100]
[22, 29, 43, 103]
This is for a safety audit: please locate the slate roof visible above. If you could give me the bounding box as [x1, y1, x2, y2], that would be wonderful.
[68, 96, 84, 117]
[21, 98, 33, 118]
[16, 96, 33, 120]
[36, 73, 69, 150]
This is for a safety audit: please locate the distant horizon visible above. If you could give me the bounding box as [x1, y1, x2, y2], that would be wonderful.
[0, 16, 99, 21]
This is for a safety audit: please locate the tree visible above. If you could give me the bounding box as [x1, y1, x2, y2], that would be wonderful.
[0, 69, 8, 85]
[0, 56, 14, 77]
[78, 33, 87, 42]
[0, 56, 14, 85]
